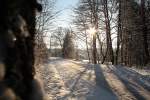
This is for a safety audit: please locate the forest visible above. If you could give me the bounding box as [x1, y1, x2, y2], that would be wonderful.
[0, 0, 149, 100]
[42, 0, 150, 67]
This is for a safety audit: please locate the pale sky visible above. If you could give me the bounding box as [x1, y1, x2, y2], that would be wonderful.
[55, 0, 79, 27]
[44, 0, 79, 48]
[44, 0, 117, 49]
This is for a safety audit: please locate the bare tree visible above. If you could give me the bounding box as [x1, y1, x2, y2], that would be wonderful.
[73, 0, 99, 64]
[35, 0, 58, 65]
[53, 27, 65, 48]
[73, 7, 91, 62]
[140, 0, 150, 65]
[101, 0, 114, 64]
[115, 0, 122, 64]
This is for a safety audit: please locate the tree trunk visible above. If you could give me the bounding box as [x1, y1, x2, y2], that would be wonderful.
[103, 0, 114, 64]
[141, 0, 150, 65]
[0, 0, 42, 99]
[93, 34, 97, 64]
[85, 31, 91, 62]
[115, 0, 122, 65]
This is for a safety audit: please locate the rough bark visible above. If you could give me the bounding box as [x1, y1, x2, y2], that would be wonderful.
[0, 0, 42, 99]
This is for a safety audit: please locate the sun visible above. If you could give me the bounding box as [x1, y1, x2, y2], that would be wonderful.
[87, 27, 97, 36]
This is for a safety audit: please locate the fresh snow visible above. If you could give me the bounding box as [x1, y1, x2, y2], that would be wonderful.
[35, 58, 150, 100]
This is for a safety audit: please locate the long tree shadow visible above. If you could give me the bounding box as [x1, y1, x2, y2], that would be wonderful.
[86, 64, 118, 100]
[58, 63, 92, 100]
[109, 65, 147, 100]
[116, 66, 150, 92]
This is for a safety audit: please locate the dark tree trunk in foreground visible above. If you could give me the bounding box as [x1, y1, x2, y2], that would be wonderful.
[0, 0, 42, 99]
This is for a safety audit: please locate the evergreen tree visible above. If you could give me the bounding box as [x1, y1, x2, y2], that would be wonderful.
[62, 29, 75, 59]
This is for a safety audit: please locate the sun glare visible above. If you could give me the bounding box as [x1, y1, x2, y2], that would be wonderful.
[87, 27, 96, 36]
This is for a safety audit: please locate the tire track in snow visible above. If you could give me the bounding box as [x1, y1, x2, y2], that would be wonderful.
[51, 59, 94, 100]
[101, 65, 150, 100]
[36, 63, 70, 100]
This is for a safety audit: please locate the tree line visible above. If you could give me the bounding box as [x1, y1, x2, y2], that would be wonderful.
[73, 0, 150, 67]
[22, 0, 149, 67]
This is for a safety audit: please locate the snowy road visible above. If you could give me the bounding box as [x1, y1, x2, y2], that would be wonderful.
[36, 58, 150, 100]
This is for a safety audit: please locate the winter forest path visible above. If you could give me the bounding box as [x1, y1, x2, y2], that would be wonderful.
[36, 58, 150, 100]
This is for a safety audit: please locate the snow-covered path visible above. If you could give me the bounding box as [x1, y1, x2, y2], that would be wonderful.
[36, 58, 150, 100]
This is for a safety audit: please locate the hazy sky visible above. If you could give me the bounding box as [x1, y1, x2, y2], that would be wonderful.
[55, 0, 79, 27]
[44, 0, 79, 48]
[44, 0, 117, 49]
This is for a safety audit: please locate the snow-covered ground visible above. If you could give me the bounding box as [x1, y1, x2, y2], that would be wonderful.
[36, 58, 150, 100]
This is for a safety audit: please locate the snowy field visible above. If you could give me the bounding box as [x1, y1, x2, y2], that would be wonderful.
[36, 57, 150, 100]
